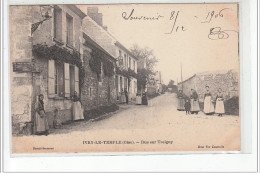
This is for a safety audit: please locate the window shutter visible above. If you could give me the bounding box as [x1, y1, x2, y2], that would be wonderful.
[75, 66, 79, 94]
[48, 60, 55, 98]
[64, 63, 70, 98]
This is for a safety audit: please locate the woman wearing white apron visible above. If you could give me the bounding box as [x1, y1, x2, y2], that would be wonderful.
[72, 91, 84, 121]
[190, 89, 200, 114]
[215, 88, 225, 116]
[136, 93, 142, 105]
[203, 86, 215, 115]
[34, 94, 49, 136]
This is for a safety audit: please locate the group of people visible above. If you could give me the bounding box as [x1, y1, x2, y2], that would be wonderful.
[119, 88, 129, 104]
[34, 91, 84, 136]
[119, 88, 148, 106]
[177, 86, 225, 116]
[136, 92, 148, 105]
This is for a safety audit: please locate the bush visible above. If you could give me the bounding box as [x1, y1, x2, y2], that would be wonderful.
[84, 104, 119, 120]
[225, 96, 239, 115]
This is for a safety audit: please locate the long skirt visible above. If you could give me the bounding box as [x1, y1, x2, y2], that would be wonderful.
[72, 101, 84, 120]
[191, 99, 200, 112]
[120, 95, 126, 103]
[177, 98, 185, 111]
[34, 110, 49, 134]
[204, 96, 215, 114]
[215, 98, 225, 114]
[136, 96, 142, 105]
[142, 96, 148, 105]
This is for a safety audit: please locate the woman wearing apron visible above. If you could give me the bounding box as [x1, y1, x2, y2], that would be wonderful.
[136, 93, 142, 105]
[190, 89, 200, 114]
[203, 86, 215, 115]
[72, 91, 84, 121]
[215, 88, 225, 116]
[34, 94, 49, 136]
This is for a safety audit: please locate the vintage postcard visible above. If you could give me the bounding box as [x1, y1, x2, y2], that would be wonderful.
[10, 3, 240, 154]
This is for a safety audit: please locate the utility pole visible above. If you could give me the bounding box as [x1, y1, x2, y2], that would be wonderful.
[181, 63, 183, 91]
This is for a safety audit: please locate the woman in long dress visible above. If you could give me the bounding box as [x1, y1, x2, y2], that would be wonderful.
[34, 94, 49, 136]
[215, 88, 225, 116]
[203, 86, 215, 115]
[190, 89, 200, 114]
[177, 90, 185, 111]
[136, 93, 142, 105]
[142, 91, 148, 105]
[72, 91, 84, 121]
[120, 89, 126, 103]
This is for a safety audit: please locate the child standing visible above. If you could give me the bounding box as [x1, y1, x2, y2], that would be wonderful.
[184, 99, 191, 115]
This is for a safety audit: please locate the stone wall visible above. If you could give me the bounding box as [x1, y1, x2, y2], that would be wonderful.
[81, 46, 117, 112]
[178, 70, 239, 102]
[10, 6, 34, 134]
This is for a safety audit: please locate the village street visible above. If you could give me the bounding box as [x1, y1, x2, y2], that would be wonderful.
[12, 92, 240, 153]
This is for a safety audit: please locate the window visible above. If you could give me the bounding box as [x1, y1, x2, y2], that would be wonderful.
[129, 57, 131, 69]
[124, 54, 127, 67]
[53, 7, 62, 41]
[69, 65, 75, 97]
[133, 60, 136, 72]
[55, 61, 64, 97]
[48, 60, 79, 98]
[66, 14, 73, 46]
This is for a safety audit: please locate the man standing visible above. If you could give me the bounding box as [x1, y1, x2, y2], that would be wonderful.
[124, 88, 129, 104]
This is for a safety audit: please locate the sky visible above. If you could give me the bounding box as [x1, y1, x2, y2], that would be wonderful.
[78, 4, 239, 85]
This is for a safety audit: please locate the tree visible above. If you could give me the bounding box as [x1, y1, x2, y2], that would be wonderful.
[168, 80, 175, 88]
[130, 44, 158, 90]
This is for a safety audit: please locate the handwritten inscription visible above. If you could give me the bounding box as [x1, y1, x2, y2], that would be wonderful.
[165, 11, 186, 34]
[201, 8, 230, 23]
[121, 8, 237, 40]
[208, 27, 238, 40]
[122, 9, 164, 20]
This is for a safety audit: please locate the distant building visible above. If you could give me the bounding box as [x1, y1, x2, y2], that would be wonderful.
[177, 70, 239, 102]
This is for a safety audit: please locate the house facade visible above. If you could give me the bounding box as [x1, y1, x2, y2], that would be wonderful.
[82, 7, 138, 102]
[10, 5, 118, 135]
[115, 42, 138, 101]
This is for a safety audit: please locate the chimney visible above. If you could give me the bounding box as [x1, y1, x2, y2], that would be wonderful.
[87, 7, 103, 27]
[103, 26, 108, 31]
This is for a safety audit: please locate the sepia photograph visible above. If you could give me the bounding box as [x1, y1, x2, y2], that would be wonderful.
[10, 3, 240, 154]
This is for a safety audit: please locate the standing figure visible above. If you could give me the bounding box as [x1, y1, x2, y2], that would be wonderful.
[177, 90, 185, 111]
[203, 86, 215, 115]
[184, 99, 191, 115]
[190, 89, 200, 114]
[142, 91, 148, 105]
[124, 88, 129, 104]
[215, 88, 225, 116]
[34, 94, 49, 136]
[120, 88, 126, 103]
[136, 93, 142, 105]
[72, 91, 84, 121]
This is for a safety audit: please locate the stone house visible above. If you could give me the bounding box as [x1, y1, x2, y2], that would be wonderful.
[177, 70, 239, 113]
[81, 33, 117, 111]
[115, 41, 138, 101]
[10, 5, 118, 135]
[82, 7, 138, 102]
[10, 5, 87, 134]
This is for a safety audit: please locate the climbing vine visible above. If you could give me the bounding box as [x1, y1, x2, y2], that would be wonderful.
[90, 48, 115, 78]
[32, 43, 85, 88]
